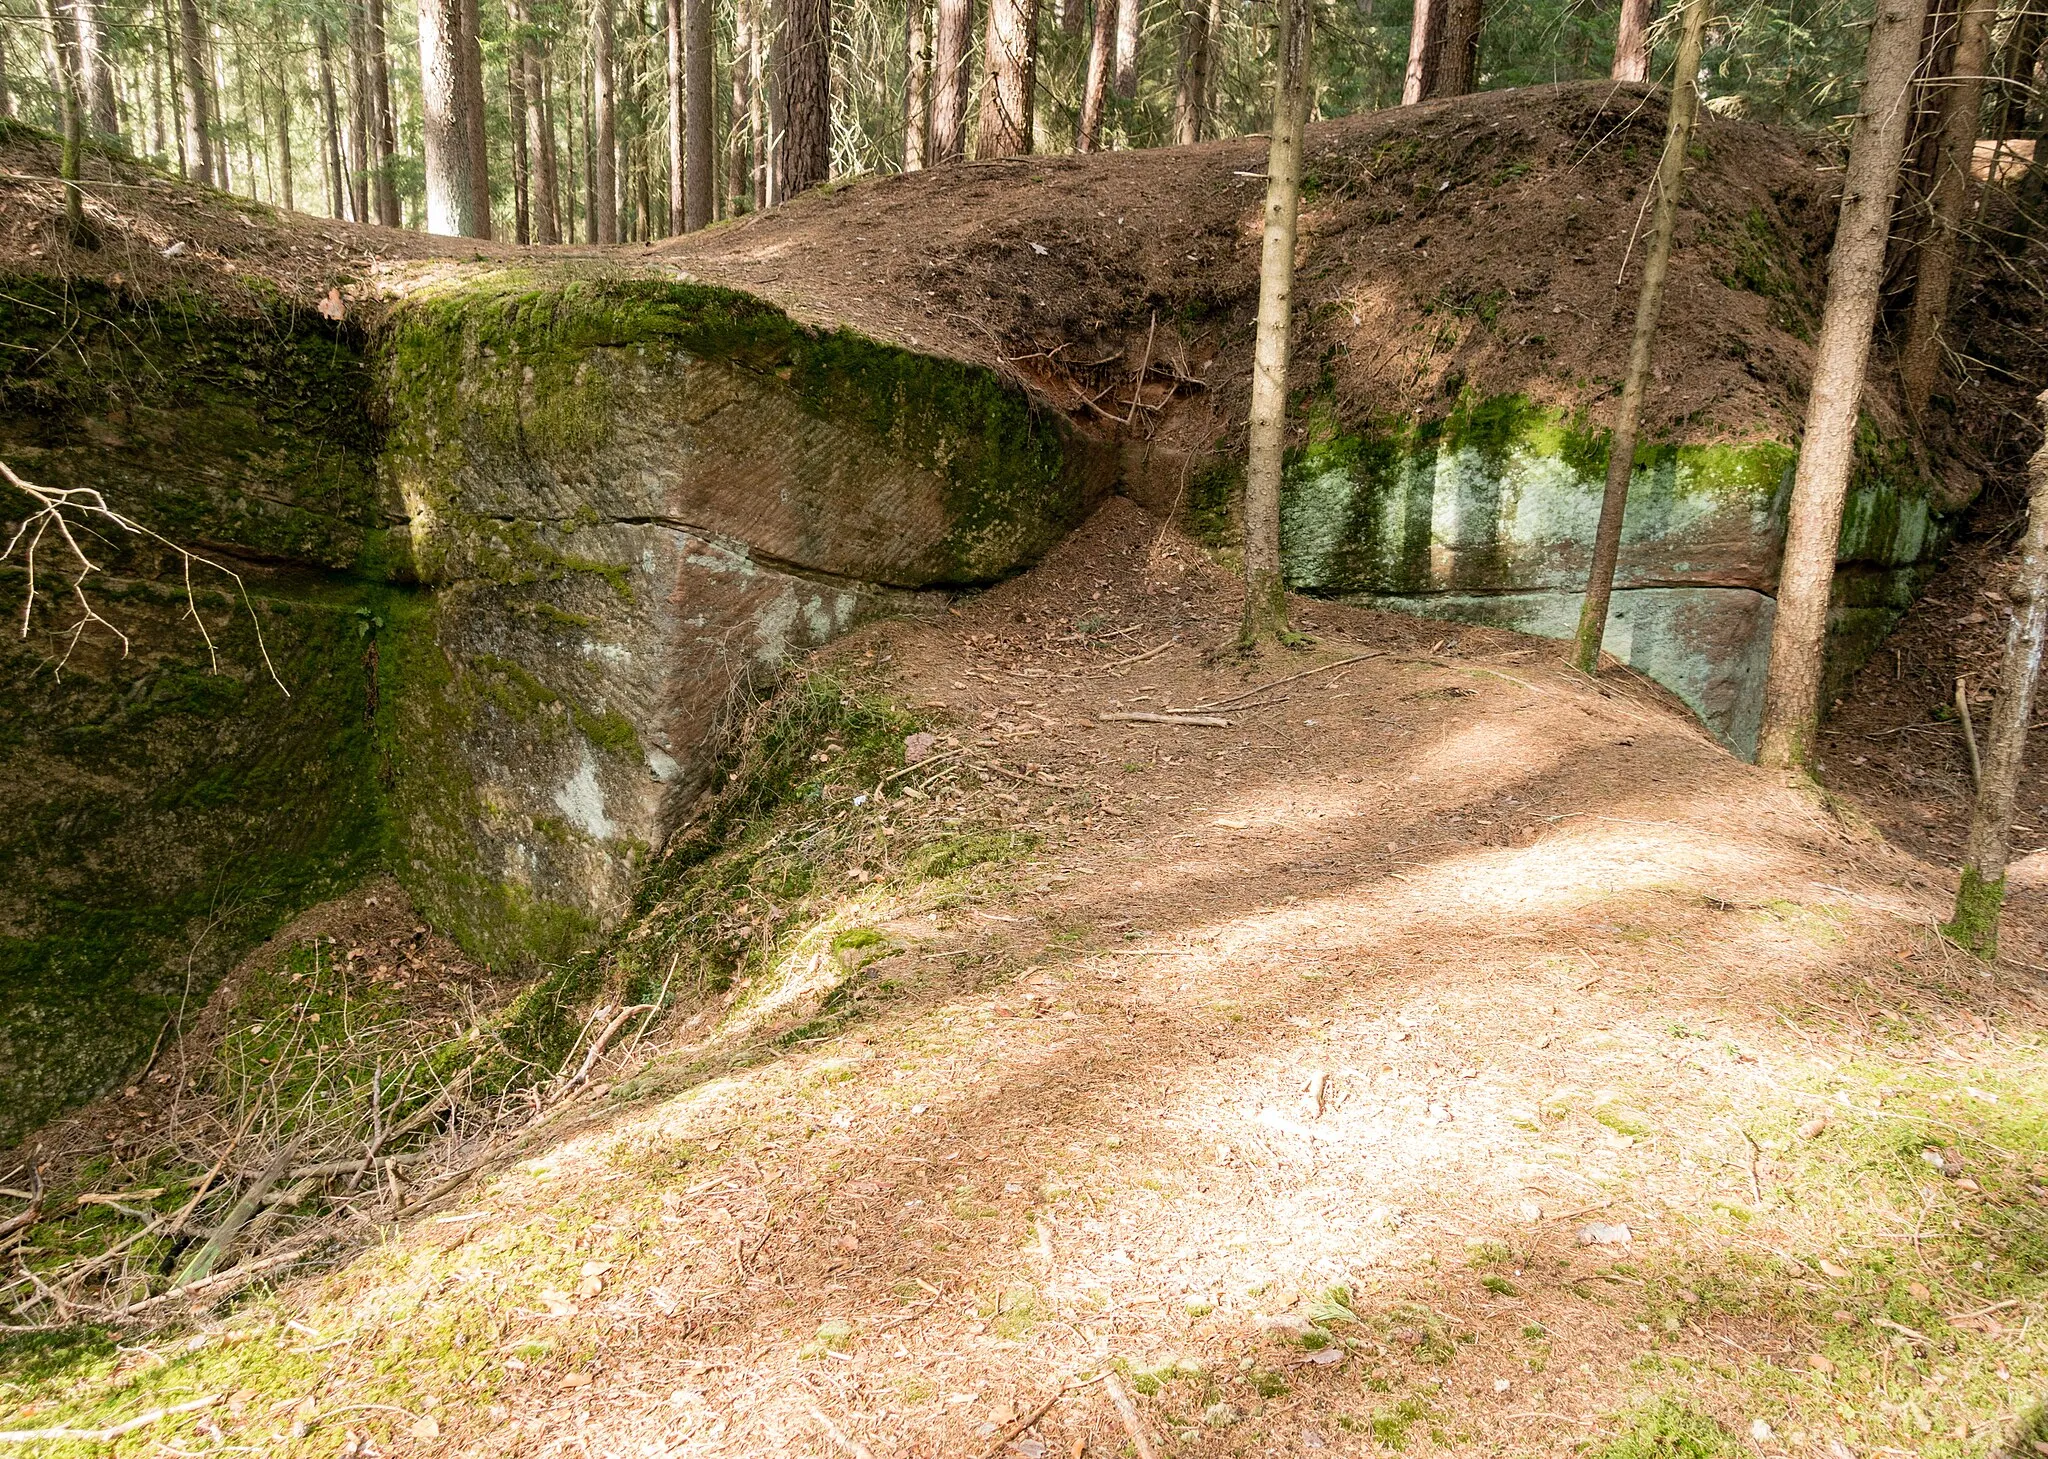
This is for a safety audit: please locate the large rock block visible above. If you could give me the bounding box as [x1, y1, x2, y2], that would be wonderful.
[378, 276, 1110, 962]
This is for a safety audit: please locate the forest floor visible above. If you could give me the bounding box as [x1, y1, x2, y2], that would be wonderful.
[6, 499, 2046, 1459]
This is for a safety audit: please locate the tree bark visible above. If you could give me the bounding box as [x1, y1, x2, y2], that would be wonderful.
[1240, 0, 1314, 648]
[368, 0, 401, 223]
[273, 57, 293, 211]
[684, 0, 713, 227]
[1076, 0, 1113, 151]
[1611, 0, 1652, 82]
[666, 0, 684, 225]
[1754, 0, 1932, 769]
[1402, 0, 1442, 103]
[976, 0, 1037, 156]
[1112, 0, 1139, 97]
[315, 20, 345, 215]
[1059, 0, 1081, 33]
[531, 39, 562, 240]
[1996, 7, 2042, 139]
[162, 1, 186, 171]
[1173, 0, 1209, 144]
[511, 19, 531, 241]
[0, 15, 13, 120]
[1899, 0, 1995, 417]
[40, 0, 87, 239]
[346, 0, 374, 219]
[1435, 0, 1483, 95]
[731, 0, 756, 207]
[1574, 0, 1711, 674]
[764, 0, 784, 200]
[904, 0, 928, 170]
[778, 0, 830, 193]
[178, 0, 212, 184]
[1944, 398, 2048, 959]
[418, 0, 490, 235]
[592, 0, 619, 240]
[459, 0, 491, 233]
[68, 0, 120, 136]
[931, 0, 972, 162]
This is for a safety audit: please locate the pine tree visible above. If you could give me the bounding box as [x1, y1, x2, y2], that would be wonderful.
[1612, 0, 1651, 82]
[930, 0, 971, 162]
[1755, 0, 1933, 768]
[418, 0, 491, 235]
[975, 0, 1037, 156]
[779, 0, 831, 191]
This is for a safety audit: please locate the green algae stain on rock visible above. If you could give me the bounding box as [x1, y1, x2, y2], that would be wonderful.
[1263, 392, 1943, 757]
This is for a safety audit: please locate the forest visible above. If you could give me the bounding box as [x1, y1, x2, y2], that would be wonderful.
[2, 0, 2048, 1448]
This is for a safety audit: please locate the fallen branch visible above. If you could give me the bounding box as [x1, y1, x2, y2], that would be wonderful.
[568, 1004, 656, 1087]
[175, 1145, 296, 1286]
[1095, 638, 1178, 672]
[0, 1394, 220, 1443]
[1181, 651, 1385, 712]
[977, 1373, 1109, 1459]
[1097, 712, 1234, 728]
[1102, 1373, 1159, 1459]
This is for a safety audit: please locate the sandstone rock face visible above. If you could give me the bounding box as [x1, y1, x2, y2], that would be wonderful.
[379, 276, 1111, 962]
[1269, 396, 1943, 756]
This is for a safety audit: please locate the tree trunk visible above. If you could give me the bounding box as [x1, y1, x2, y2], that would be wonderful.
[147, 18, 165, 151]
[1899, 0, 1995, 417]
[764, 0, 784, 200]
[231, 27, 258, 197]
[530, 37, 562, 240]
[1173, 0, 1209, 144]
[1402, 0, 1442, 103]
[209, 41, 232, 190]
[1944, 399, 2048, 959]
[1574, 0, 1711, 674]
[40, 0, 87, 240]
[778, 0, 830, 193]
[1611, 0, 1653, 81]
[1240, 0, 1314, 648]
[273, 58, 294, 210]
[163, 3, 188, 171]
[68, 0, 120, 136]
[684, 0, 713, 227]
[346, 0, 373, 218]
[904, 0, 928, 170]
[418, 0, 489, 235]
[666, 0, 684, 225]
[1435, 0, 1483, 95]
[730, 0, 755, 207]
[1112, 0, 1139, 97]
[1996, 7, 2042, 139]
[593, 0, 619, 240]
[316, 20, 345, 215]
[0, 16, 12, 120]
[1076, 0, 1113, 150]
[931, 0, 972, 162]
[511, 21, 531, 241]
[458, 0, 491, 233]
[1754, 0, 1933, 769]
[368, 0, 401, 223]
[1059, 0, 1081, 33]
[976, 0, 1037, 156]
[178, 0, 212, 184]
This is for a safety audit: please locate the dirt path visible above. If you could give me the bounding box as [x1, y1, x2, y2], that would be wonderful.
[8, 502, 2043, 1459]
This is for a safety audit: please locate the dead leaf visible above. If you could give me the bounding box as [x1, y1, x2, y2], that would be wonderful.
[317, 288, 346, 321]
[1817, 1259, 1850, 1279]
[1796, 1117, 1829, 1140]
[539, 1290, 580, 1317]
[1805, 1353, 1836, 1374]
[408, 1415, 440, 1441]
[559, 1372, 593, 1389]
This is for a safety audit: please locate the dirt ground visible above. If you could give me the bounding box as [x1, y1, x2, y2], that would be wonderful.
[13, 500, 2040, 1459]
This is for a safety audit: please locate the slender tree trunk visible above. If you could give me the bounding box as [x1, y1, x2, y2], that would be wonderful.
[316, 20, 344, 215]
[1612, 0, 1652, 82]
[1944, 400, 2048, 959]
[368, 0, 401, 223]
[1755, 0, 1933, 769]
[751, 0, 770, 203]
[347, 0, 373, 218]
[1076, 0, 1113, 150]
[40, 0, 87, 239]
[904, 0, 928, 170]
[1059, 0, 1081, 33]
[178, 0, 212, 184]
[666, 0, 684, 225]
[1899, 0, 1995, 416]
[685, 0, 712, 226]
[1173, 0, 1209, 144]
[147, 17, 165, 152]
[1997, 8, 2042, 139]
[1434, 0, 1483, 95]
[764, 0, 784, 200]
[976, 0, 1037, 156]
[593, 0, 619, 239]
[1574, 0, 1712, 673]
[778, 0, 829, 192]
[274, 59, 294, 210]
[162, 2, 187, 172]
[730, 0, 754, 207]
[1240, 0, 1314, 648]
[0, 17, 12, 120]
[930, 0, 970, 162]
[511, 20, 531, 241]
[1403, 0, 1442, 103]
[231, 28, 259, 197]
[418, 0, 489, 235]
[458, 0, 491, 233]
[1112, 0, 1139, 96]
[210, 41, 232, 191]
[69, 0, 120, 136]
[530, 38, 562, 240]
